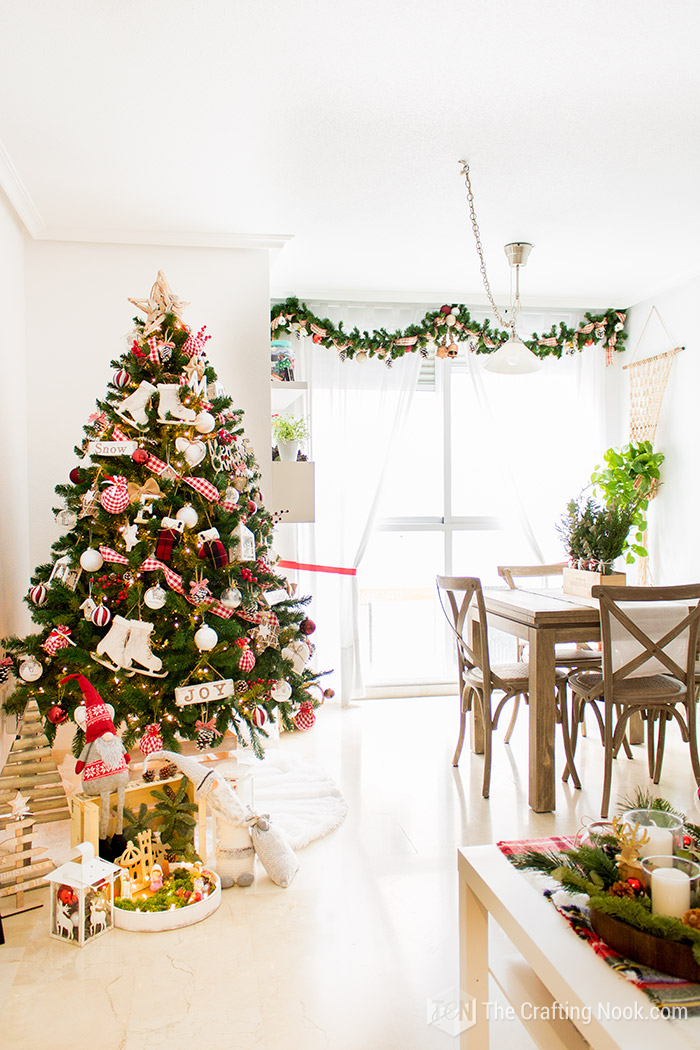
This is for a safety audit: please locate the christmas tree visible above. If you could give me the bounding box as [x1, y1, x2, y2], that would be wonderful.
[2, 272, 325, 756]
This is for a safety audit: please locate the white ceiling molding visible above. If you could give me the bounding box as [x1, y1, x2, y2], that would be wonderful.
[0, 136, 45, 238]
[35, 228, 293, 252]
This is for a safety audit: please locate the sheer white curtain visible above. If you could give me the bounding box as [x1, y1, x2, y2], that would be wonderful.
[293, 303, 422, 705]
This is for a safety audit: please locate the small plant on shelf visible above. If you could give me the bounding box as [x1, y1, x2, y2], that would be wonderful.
[271, 414, 308, 444]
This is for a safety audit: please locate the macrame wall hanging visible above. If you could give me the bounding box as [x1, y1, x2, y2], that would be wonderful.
[623, 306, 683, 583]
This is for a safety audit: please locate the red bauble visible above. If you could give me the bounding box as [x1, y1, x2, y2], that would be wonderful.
[69, 467, 82, 484]
[300, 618, 316, 635]
[29, 585, 48, 607]
[312, 333, 323, 344]
[252, 706, 267, 728]
[113, 369, 130, 388]
[91, 604, 112, 628]
[440, 304, 452, 315]
[683, 834, 693, 848]
[132, 448, 149, 465]
[247, 500, 257, 514]
[626, 877, 642, 893]
[57, 884, 77, 905]
[47, 705, 68, 725]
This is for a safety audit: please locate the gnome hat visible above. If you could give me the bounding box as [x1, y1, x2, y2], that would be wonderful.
[60, 673, 116, 742]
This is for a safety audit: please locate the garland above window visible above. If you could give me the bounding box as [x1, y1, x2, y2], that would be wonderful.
[270, 298, 627, 365]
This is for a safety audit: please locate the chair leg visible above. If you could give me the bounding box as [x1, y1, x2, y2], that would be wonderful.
[481, 714, 493, 799]
[600, 718, 614, 819]
[653, 713, 667, 784]
[563, 695, 581, 784]
[452, 707, 468, 767]
[687, 701, 700, 787]
[559, 685, 581, 789]
[503, 695, 521, 744]
[646, 712, 657, 780]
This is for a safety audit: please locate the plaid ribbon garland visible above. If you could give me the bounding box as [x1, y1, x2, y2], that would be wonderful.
[99, 544, 130, 565]
[183, 476, 220, 502]
[141, 556, 185, 594]
[145, 453, 172, 476]
[112, 424, 129, 442]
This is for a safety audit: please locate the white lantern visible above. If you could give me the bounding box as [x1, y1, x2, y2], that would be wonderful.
[195, 624, 218, 652]
[47, 842, 119, 947]
[175, 504, 199, 529]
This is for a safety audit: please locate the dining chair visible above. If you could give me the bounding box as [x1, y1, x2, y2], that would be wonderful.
[436, 575, 570, 798]
[563, 583, 700, 818]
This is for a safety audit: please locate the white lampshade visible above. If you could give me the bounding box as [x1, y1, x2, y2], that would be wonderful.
[482, 332, 541, 374]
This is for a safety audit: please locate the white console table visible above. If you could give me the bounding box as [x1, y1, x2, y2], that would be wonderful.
[458, 845, 697, 1050]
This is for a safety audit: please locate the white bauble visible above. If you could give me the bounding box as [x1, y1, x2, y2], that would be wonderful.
[79, 548, 104, 572]
[55, 509, 78, 529]
[220, 586, 242, 609]
[194, 624, 218, 651]
[144, 585, 167, 610]
[223, 486, 240, 506]
[175, 504, 199, 529]
[19, 658, 43, 682]
[184, 441, 206, 467]
[195, 411, 216, 434]
[271, 679, 292, 703]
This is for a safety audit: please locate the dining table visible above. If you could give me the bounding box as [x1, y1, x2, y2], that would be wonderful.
[479, 587, 602, 813]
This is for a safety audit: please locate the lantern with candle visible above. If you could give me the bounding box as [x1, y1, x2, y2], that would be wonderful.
[47, 841, 119, 946]
[620, 808, 684, 860]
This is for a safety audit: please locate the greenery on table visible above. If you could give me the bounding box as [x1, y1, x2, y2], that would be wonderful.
[558, 496, 638, 571]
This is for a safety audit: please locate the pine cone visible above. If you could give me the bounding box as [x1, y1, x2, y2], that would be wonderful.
[683, 908, 700, 929]
[608, 880, 636, 898]
[142, 769, 156, 783]
[159, 762, 178, 780]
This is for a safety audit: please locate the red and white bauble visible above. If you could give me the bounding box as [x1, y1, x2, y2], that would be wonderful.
[293, 702, 316, 732]
[100, 478, 129, 514]
[195, 411, 216, 434]
[237, 639, 256, 672]
[138, 723, 164, 756]
[29, 585, 48, 607]
[194, 623, 218, 652]
[251, 706, 267, 728]
[80, 548, 104, 572]
[113, 369, 130, 388]
[91, 604, 111, 628]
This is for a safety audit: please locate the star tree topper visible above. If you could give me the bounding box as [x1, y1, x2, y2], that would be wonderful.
[128, 270, 190, 337]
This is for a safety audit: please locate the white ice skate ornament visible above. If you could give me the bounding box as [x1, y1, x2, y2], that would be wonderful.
[92, 616, 167, 677]
[158, 384, 196, 424]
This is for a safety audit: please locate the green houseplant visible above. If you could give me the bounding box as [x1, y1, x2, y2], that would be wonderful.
[272, 413, 308, 462]
[590, 441, 665, 562]
[558, 496, 638, 574]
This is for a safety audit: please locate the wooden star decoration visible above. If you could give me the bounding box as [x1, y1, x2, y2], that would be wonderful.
[128, 270, 190, 338]
[79, 487, 100, 519]
[250, 613, 280, 653]
[10, 790, 31, 820]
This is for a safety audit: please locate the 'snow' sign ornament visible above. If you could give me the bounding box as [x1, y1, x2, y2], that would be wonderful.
[174, 678, 234, 708]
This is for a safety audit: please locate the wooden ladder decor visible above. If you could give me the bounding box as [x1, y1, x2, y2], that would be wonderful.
[0, 700, 70, 828]
[0, 817, 53, 916]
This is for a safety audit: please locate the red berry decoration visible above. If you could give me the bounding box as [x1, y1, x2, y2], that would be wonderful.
[113, 369, 130, 388]
[91, 604, 112, 628]
[252, 706, 267, 728]
[300, 618, 316, 635]
[29, 585, 48, 607]
[684, 834, 693, 848]
[47, 705, 68, 725]
[132, 448, 149, 465]
[294, 701, 316, 732]
[69, 467, 82, 484]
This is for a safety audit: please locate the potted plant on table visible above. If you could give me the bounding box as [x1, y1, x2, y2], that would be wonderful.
[271, 413, 308, 463]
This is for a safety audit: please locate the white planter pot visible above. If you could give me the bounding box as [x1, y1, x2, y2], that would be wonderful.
[277, 439, 299, 462]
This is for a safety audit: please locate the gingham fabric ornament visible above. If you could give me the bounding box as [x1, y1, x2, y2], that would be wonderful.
[29, 584, 48, 607]
[293, 701, 316, 732]
[195, 717, 222, 750]
[0, 656, 13, 684]
[182, 325, 211, 359]
[100, 476, 130, 515]
[138, 722, 164, 756]
[91, 604, 112, 628]
[236, 638, 256, 672]
[42, 625, 75, 656]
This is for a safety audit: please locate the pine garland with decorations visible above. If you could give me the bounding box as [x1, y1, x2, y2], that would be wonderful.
[2, 272, 329, 757]
[271, 298, 627, 364]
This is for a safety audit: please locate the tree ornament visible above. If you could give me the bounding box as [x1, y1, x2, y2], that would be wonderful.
[69, 466, 83, 485]
[131, 448, 149, 465]
[155, 526, 181, 563]
[251, 706, 267, 728]
[221, 486, 240, 510]
[220, 586, 242, 609]
[18, 657, 43, 682]
[80, 548, 104, 572]
[626, 877, 643, 893]
[91, 604, 112, 628]
[439, 304, 452, 315]
[138, 723, 164, 756]
[100, 476, 130, 514]
[195, 411, 216, 434]
[198, 538, 228, 570]
[47, 705, 68, 725]
[144, 585, 167, 610]
[194, 624, 218, 652]
[195, 717, 222, 750]
[312, 333, 323, 344]
[217, 429, 234, 445]
[0, 657, 12, 684]
[189, 578, 213, 604]
[293, 701, 316, 732]
[55, 509, 78, 529]
[270, 679, 292, 703]
[175, 504, 199, 529]
[113, 369, 130, 388]
[29, 584, 48, 607]
[236, 638, 256, 672]
[247, 500, 257, 514]
[300, 618, 316, 635]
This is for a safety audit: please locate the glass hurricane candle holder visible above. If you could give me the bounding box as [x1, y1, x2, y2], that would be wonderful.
[621, 808, 684, 860]
[641, 855, 700, 918]
[574, 818, 617, 850]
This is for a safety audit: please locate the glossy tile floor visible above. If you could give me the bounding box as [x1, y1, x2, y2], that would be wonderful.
[2, 694, 700, 1050]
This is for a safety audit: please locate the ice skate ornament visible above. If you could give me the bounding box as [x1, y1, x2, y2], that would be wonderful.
[145, 750, 299, 888]
[62, 673, 130, 841]
[116, 380, 157, 429]
[91, 615, 167, 677]
[157, 384, 196, 424]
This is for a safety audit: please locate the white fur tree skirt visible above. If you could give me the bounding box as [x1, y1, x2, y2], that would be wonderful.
[245, 750, 348, 851]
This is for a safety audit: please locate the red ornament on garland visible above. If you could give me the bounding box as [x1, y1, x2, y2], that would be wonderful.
[312, 333, 323, 344]
[300, 618, 316, 635]
[293, 701, 316, 732]
[29, 585, 48, 607]
[132, 448, 149, 465]
[440, 304, 452, 315]
[113, 369, 130, 388]
[47, 705, 68, 725]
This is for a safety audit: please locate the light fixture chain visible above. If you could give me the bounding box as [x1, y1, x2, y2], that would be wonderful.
[460, 162, 511, 330]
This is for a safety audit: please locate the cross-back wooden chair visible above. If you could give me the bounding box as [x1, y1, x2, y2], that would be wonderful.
[563, 583, 700, 818]
[436, 575, 570, 798]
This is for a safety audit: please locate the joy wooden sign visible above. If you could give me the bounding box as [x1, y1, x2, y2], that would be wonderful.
[174, 678, 234, 708]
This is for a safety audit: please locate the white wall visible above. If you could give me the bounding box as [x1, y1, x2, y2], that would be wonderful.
[624, 276, 700, 584]
[24, 242, 271, 569]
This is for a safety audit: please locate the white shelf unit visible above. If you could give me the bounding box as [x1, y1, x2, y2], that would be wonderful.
[270, 380, 315, 523]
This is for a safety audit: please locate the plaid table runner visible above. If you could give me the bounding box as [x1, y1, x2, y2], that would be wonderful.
[498, 837, 700, 1016]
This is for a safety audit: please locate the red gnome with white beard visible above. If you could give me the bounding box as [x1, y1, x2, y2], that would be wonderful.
[61, 673, 130, 859]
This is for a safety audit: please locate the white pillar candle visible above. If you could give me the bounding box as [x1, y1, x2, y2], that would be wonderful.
[651, 868, 691, 918]
[631, 824, 674, 862]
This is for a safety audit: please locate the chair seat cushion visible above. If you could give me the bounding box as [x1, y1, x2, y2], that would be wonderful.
[465, 662, 567, 690]
[569, 670, 686, 700]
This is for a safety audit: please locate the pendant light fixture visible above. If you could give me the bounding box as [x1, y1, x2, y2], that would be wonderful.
[460, 162, 542, 374]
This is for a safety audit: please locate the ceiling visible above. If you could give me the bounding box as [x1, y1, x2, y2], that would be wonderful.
[1, 0, 699, 309]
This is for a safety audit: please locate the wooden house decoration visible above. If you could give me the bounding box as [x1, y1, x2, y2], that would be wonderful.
[0, 700, 70, 828]
[115, 829, 168, 894]
[0, 815, 53, 916]
[47, 841, 119, 946]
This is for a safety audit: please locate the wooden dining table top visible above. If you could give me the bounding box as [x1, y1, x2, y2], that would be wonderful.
[482, 586, 602, 627]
